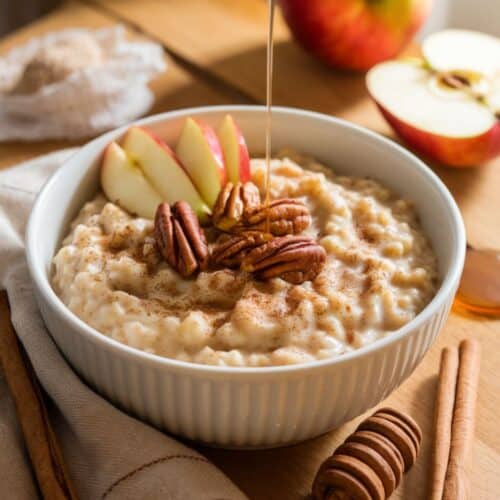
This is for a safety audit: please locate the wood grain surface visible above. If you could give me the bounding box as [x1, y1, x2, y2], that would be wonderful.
[1, 1, 499, 498]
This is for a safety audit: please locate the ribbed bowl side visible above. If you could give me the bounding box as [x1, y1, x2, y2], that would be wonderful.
[38, 291, 453, 448]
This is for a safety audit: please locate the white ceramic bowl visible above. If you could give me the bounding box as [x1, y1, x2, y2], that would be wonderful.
[26, 106, 465, 448]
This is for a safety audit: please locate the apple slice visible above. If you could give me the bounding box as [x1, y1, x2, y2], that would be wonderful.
[217, 114, 251, 184]
[423, 29, 500, 77]
[176, 118, 227, 208]
[101, 142, 162, 218]
[367, 60, 500, 167]
[122, 126, 210, 222]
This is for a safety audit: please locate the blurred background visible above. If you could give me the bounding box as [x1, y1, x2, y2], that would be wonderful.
[1, 0, 498, 38]
[1, 0, 62, 36]
[420, 0, 499, 37]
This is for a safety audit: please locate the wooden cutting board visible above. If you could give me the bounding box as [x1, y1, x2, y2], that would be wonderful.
[1, 1, 499, 498]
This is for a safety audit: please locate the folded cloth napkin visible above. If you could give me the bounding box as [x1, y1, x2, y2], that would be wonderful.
[0, 150, 247, 500]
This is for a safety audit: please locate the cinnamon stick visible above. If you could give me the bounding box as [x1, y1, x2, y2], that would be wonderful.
[0, 291, 78, 500]
[429, 347, 459, 500]
[442, 339, 481, 500]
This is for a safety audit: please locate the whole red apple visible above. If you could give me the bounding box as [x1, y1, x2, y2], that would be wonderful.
[278, 0, 432, 71]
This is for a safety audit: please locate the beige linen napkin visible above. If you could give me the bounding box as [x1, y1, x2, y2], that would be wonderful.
[0, 150, 247, 500]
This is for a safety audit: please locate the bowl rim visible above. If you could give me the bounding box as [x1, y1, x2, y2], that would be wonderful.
[26, 105, 466, 375]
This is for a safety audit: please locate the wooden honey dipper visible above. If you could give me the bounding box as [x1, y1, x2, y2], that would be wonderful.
[312, 408, 422, 500]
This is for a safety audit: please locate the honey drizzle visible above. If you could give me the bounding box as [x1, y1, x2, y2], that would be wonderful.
[264, 0, 275, 234]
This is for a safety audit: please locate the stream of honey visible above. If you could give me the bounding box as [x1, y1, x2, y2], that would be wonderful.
[260, 4, 499, 317]
[264, 0, 275, 234]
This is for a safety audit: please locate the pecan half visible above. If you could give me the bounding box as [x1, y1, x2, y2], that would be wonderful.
[211, 232, 272, 268]
[241, 235, 326, 284]
[154, 201, 209, 277]
[212, 182, 261, 231]
[241, 199, 311, 235]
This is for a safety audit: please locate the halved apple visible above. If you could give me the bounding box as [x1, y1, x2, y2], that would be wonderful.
[423, 29, 500, 78]
[176, 118, 227, 208]
[367, 29, 500, 167]
[122, 126, 211, 222]
[367, 60, 500, 167]
[217, 114, 251, 184]
[101, 141, 163, 219]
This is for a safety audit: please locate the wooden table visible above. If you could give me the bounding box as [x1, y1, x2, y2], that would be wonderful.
[1, 1, 499, 498]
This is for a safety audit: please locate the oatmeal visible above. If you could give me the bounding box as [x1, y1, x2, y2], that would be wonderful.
[52, 152, 438, 366]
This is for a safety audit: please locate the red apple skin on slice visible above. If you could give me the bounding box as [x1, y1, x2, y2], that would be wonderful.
[217, 115, 251, 184]
[101, 142, 163, 218]
[376, 104, 500, 168]
[176, 118, 227, 208]
[122, 126, 211, 222]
